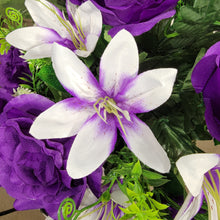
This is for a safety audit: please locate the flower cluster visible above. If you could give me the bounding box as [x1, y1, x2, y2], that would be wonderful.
[1, 0, 220, 220]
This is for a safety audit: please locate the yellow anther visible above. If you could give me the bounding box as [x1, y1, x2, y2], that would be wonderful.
[93, 96, 131, 137]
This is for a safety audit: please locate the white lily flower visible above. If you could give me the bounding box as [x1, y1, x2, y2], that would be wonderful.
[77, 184, 128, 219]
[6, 0, 102, 59]
[175, 153, 220, 220]
[30, 29, 177, 179]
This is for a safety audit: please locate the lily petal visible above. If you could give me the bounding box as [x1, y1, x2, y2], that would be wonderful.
[25, 0, 69, 39]
[67, 114, 117, 179]
[52, 43, 104, 102]
[75, 34, 99, 57]
[6, 27, 61, 51]
[23, 43, 53, 59]
[204, 187, 219, 220]
[99, 29, 139, 97]
[120, 115, 171, 173]
[67, 0, 102, 37]
[111, 184, 130, 208]
[30, 98, 95, 139]
[176, 153, 220, 196]
[117, 68, 177, 113]
[174, 192, 203, 220]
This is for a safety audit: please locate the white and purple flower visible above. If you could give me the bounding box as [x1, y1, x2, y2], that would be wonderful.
[30, 30, 177, 179]
[78, 184, 128, 219]
[6, 0, 102, 59]
[175, 153, 220, 220]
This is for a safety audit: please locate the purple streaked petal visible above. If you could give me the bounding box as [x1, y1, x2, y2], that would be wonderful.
[99, 29, 139, 97]
[67, 114, 117, 179]
[30, 97, 96, 139]
[117, 68, 177, 113]
[176, 154, 220, 197]
[120, 114, 171, 173]
[52, 43, 104, 102]
[6, 27, 61, 52]
[204, 98, 220, 141]
[66, 0, 78, 26]
[108, 10, 176, 37]
[91, 1, 126, 26]
[87, 167, 103, 198]
[191, 55, 218, 93]
[174, 192, 203, 220]
[205, 41, 220, 57]
[25, 0, 69, 39]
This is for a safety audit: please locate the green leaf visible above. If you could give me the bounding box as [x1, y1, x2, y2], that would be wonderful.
[181, 47, 206, 92]
[180, 6, 203, 22]
[133, 181, 143, 195]
[18, 77, 32, 83]
[139, 52, 148, 64]
[142, 170, 165, 180]
[37, 64, 66, 92]
[150, 198, 169, 210]
[147, 178, 170, 188]
[131, 160, 142, 177]
[213, 139, 220, 146]
[126, 188, 137, 200]
[19, 84, 32, 90]
[81, 55, 95, 68]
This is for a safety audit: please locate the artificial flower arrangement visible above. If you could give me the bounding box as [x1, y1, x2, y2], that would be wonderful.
[0, 0, 220, 219]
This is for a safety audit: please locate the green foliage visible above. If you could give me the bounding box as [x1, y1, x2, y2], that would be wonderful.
[134, 0, 219, 163]
[37, 64, 66, 93]
[117, 161, 169, 220]
[103, 150, 171, 219]
[0, 7, 23, 54]
[26, 58, 71, 102]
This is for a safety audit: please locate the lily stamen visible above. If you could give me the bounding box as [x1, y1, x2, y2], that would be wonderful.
[93, 96, 131, 136]
[202, 170, 220, 218]
[37, 0, 86, 50]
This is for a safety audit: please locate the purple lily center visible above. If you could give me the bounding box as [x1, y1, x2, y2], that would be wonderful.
[93, 96, 131, 135]
[202, 169, 220, 216]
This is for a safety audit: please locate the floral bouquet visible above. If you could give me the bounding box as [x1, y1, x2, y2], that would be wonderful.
[0, 0, 220, 219]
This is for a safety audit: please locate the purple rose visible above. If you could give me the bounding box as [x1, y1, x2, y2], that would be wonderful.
[0, 94, 102, 219]
[70, 0, 179, 36]
[0, 47, 31, 93]
[191, 41, 220, 141]
[0, 88, 12, 114]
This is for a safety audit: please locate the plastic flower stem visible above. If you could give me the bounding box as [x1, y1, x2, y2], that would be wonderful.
[58, 198, 76, 220]
[0, 208, 16, 216]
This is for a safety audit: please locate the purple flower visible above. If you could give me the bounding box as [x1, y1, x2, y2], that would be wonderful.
[0, 47, 31, 93]
[6, 0, 102, 59]
[0, 94, 102, 219]
[175, 154, 220, 219]
[70, 0, 179, 36]
[0, 88, 12, 114]
[191, 41, 220, 141]
[30, 30, 177, 179]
